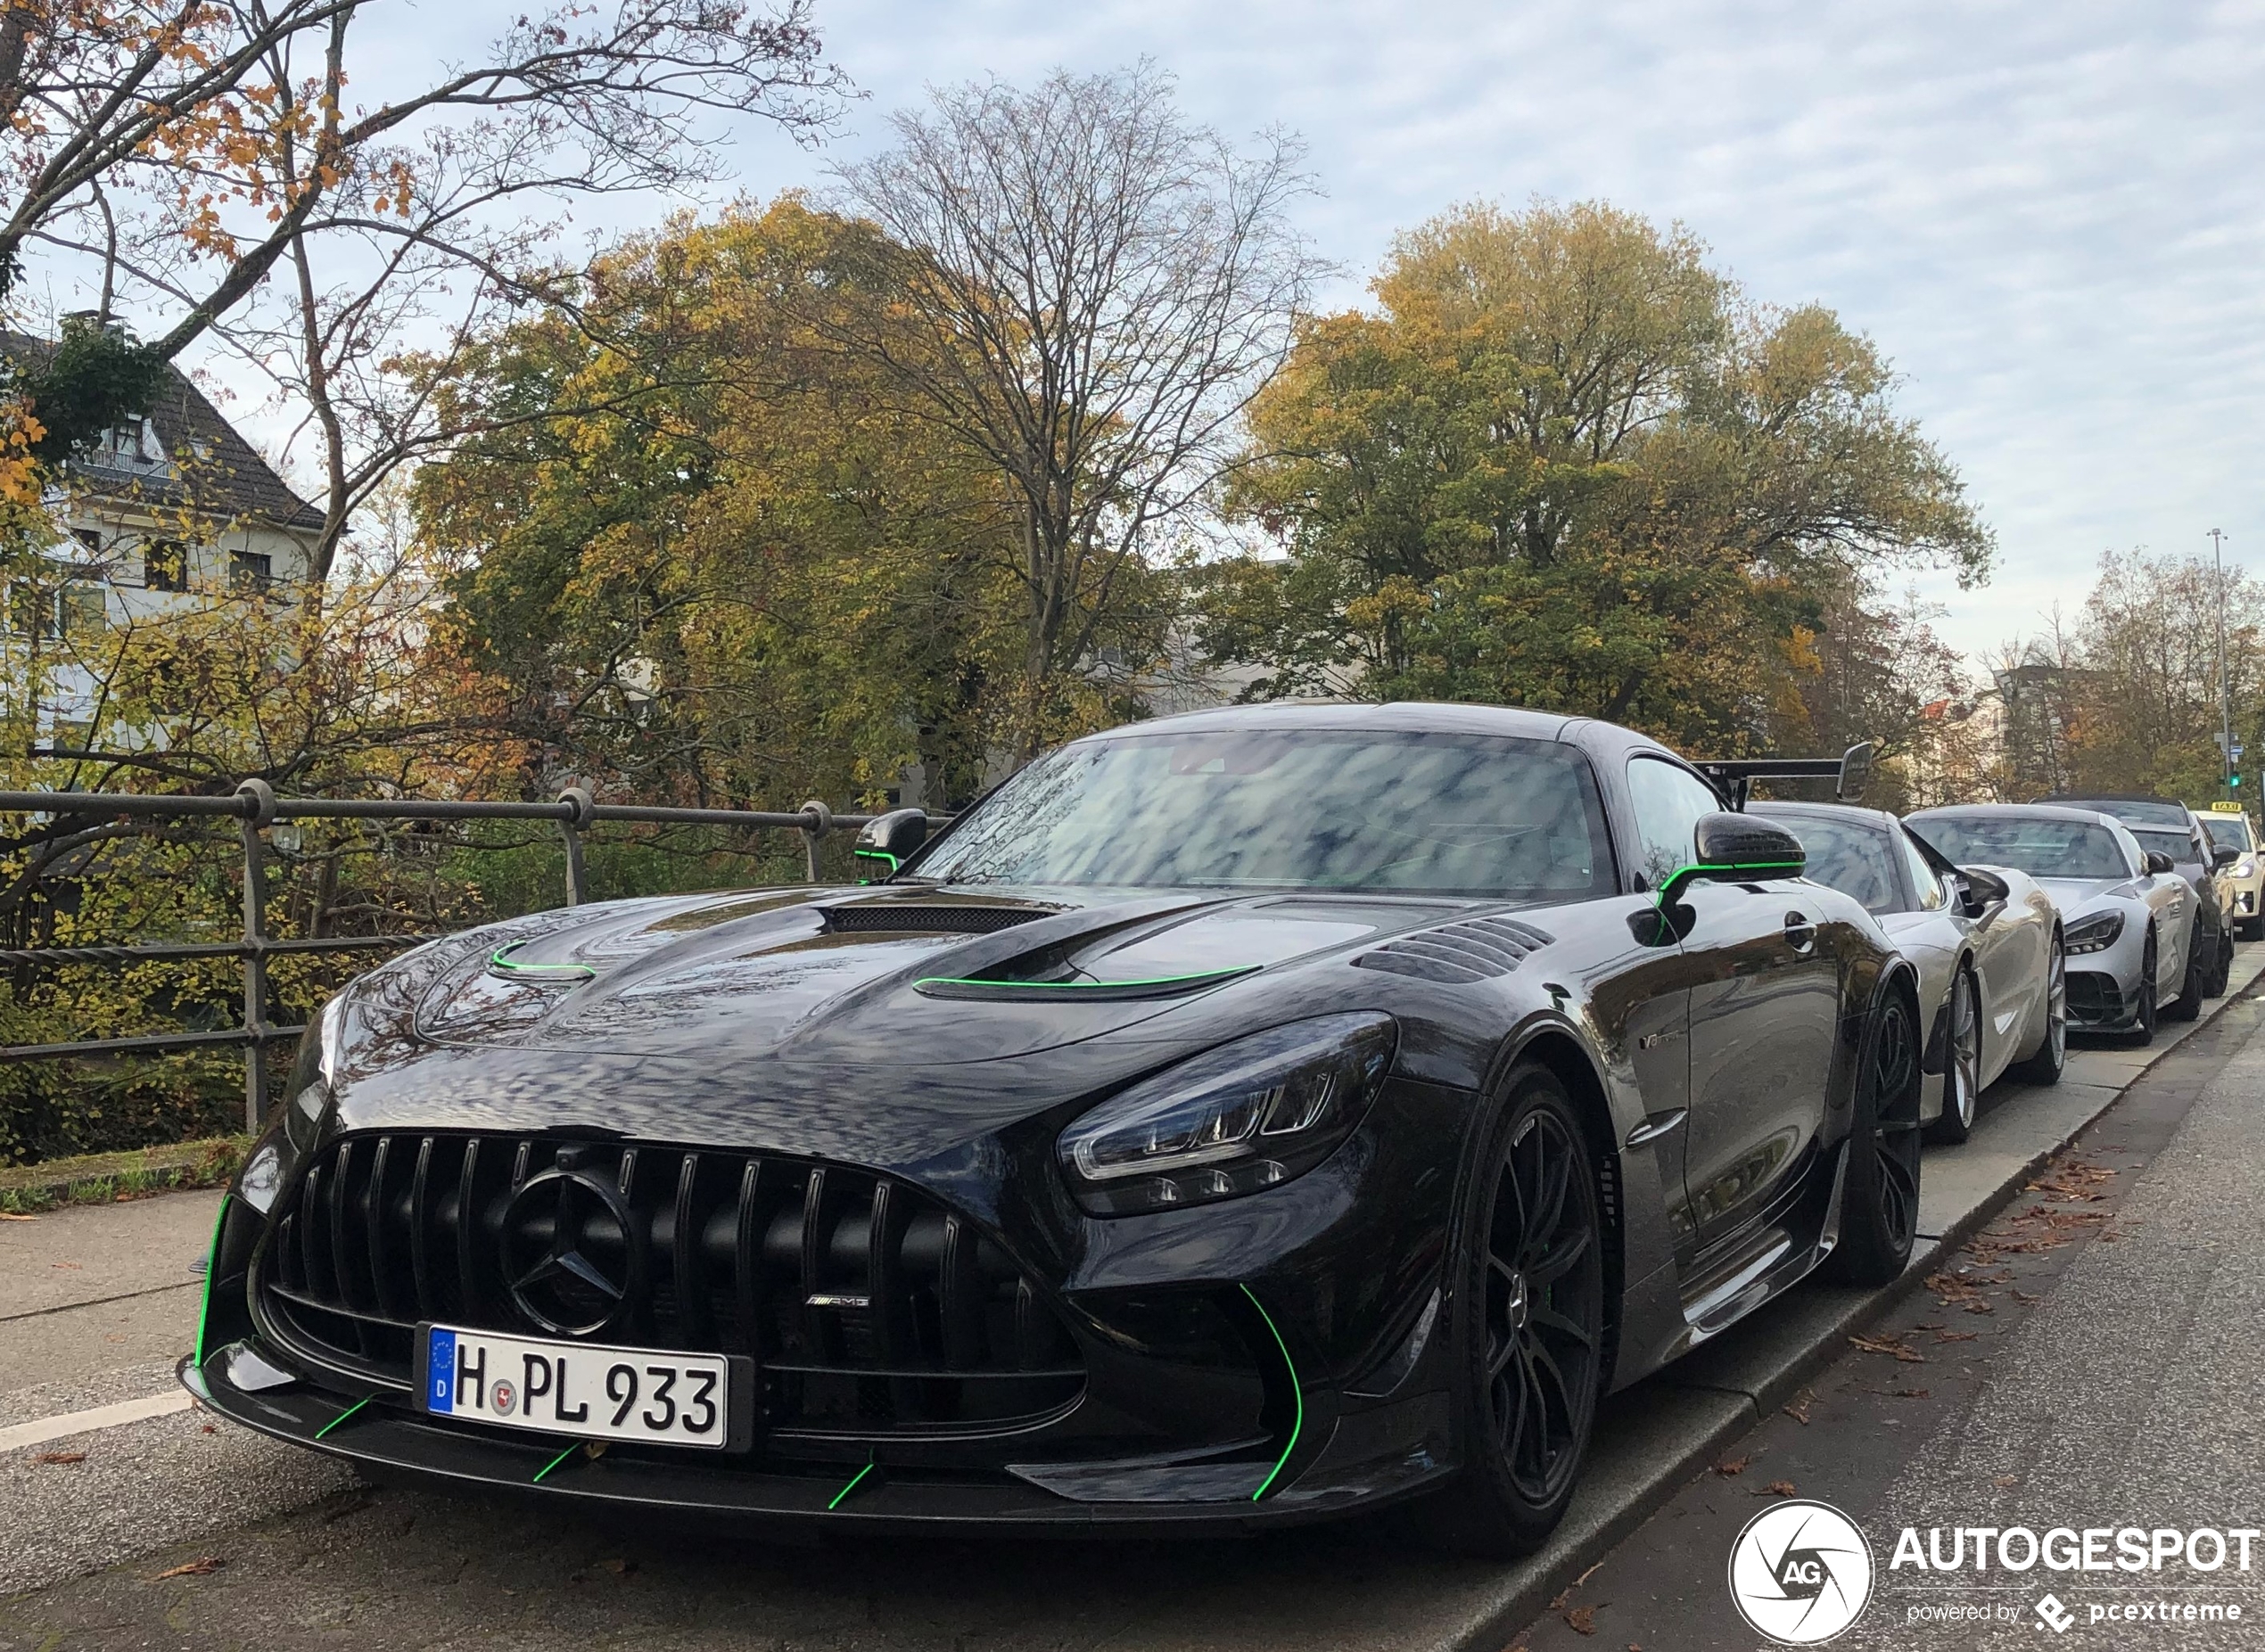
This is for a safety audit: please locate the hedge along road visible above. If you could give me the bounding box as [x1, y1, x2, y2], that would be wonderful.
[4, 946, 2260, 1651]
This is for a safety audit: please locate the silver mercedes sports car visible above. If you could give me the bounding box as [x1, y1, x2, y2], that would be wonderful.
[1757, 802, 2063, 1141]
[1906, 804, 2197, 1045]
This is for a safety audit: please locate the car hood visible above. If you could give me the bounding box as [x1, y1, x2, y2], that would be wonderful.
[396, 883, 1463, 1070]
[2032, 875, 2147, 918]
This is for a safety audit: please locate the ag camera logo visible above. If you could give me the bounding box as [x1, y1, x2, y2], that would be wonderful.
[1728, 1500, 1875, 1644]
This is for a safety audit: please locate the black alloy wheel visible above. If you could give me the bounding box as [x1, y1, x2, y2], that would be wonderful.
[2129, 932, 2159, 1046]
[2011, 931, 2067, 1084]
[2165, 924, 2202, 1023]
[1824, 984, 1923, 1286]
[2213, 928, 2235, 997]
[1414, 1064, 1606, 1557]
[1925, 969, 1982, 1145]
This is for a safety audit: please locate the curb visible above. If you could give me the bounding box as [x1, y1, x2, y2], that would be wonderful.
[1446, 953, 2265, 1651]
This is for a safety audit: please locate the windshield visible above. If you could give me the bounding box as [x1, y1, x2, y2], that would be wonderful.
[2129, 826, 2197, 865]
[911, 729, 1617, 900]
[1907, 814, 2132, 881]
[2203, 814, 2256, 852]
[2060, 797, 2187, 828]
[1765, 812, 1901, 914]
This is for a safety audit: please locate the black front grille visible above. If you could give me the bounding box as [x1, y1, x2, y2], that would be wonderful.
[2066, 971, 2123, 1023]
[257, 1132, 1084, 1442]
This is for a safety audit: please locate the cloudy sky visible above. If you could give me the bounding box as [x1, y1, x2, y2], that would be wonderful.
[233, 1, 2265, 666]
[706, 0, 2265, 666]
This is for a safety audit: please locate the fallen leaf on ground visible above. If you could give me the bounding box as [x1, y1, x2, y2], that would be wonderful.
[1935, 1329, 1979, 1343]
[1850, 1335, 1925, 1363]
[1714, 1454, 1750, 1477]
[153, 1557, 224, 1579]
[1564, 1604, 1598, 1636]
[1783, 1391, 1813, 1425]
[0, 1212, 35, 1221]
[1759, 1480, 1797, 1497]
[33, 1451, 85, 1465]
[602, 1557, 638, 1576]
[1993, 1475, 2020, 1488]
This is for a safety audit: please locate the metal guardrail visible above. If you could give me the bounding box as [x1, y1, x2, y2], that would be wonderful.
[0, 780, 929, 1128]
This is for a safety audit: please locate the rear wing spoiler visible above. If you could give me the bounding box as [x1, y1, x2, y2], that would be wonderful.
[1695, 742, 1875, 810]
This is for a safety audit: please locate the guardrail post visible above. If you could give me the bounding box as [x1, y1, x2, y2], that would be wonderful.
[557, 786, 594, 907]
[799, 800, 833, 884]
[235, 778, 276, 1131]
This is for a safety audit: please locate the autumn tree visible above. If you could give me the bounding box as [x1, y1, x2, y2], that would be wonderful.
[1204, 200, 1992, 753]
[825, 63, 1323, 755]
[416, 198, 1044, 812]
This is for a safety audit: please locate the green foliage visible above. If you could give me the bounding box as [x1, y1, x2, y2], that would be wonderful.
[12, 322, 166, 463]
[1206, 200, 1993, 754]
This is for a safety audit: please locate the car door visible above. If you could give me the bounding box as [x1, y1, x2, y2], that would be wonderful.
[1625, 757, 1842, 1253]
[1897, 826, 2019, 1077]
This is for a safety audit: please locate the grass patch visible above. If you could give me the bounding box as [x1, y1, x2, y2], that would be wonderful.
[0, 1136, 248, 1214]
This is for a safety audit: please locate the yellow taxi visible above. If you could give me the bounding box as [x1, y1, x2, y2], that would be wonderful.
[2203, 801, 2262, 941]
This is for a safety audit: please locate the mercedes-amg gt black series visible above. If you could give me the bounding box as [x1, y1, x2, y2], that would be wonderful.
[186, 703, 1923, 1555]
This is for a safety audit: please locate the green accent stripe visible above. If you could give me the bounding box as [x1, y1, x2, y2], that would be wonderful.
[193, 1194, 229, 1368]
[314, 1396, 371, 1440]
[1654, 859, 1805, 908]
[828, 1461, 876, 1509]
[913, 967, 1252, 992]
[488, 941, 597, 981]
[1240, 1283, 1303, 1502]
[531, 1442, 581, 1484]
[852, 849, 901, 870]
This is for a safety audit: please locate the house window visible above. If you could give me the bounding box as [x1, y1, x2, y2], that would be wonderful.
[8, 582, 60, 640]
[61, 585, 107, 637]
[71, 527, 103, 557]
[144, 539, 188, 591]
[228, 550, 274, 594]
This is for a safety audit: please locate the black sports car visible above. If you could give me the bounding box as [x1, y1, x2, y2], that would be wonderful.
[185, 703, 1923, 1554]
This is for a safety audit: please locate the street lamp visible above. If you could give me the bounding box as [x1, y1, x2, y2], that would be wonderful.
[2211, 528, 2235, 801]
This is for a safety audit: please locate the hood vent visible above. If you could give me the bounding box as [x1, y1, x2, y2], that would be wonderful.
[822, 901, 1058, 935]
[1351, 916, 1554, 984]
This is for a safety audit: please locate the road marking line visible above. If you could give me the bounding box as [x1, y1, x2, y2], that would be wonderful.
[0, 1390, 194, 1453]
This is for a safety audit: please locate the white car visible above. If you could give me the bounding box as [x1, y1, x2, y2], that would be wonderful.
[1907, 804, 2197, 1045]
[1758, 802, 2063, 1140]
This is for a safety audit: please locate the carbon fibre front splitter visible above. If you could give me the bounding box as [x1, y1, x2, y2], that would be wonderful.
[181, 1349, 1453, 1536]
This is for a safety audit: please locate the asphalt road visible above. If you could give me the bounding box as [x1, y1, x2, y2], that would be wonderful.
[1518, 987, 2265, 1650]
[4, 961, 2262, 1650]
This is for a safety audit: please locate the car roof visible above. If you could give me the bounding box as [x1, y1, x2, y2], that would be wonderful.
[1075, 700, 1610, 747]
[1907, 802, 2125, 828]
[2038, 793, 2183, 806]
[1751, 800, 1903, 832]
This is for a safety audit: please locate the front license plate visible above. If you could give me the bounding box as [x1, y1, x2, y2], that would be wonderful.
[417, 1324, 745, 1451]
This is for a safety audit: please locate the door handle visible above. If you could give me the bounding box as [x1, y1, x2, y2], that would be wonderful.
[1783, 912, 1816, 952]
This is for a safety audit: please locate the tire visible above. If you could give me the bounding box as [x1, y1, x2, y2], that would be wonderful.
[1823, 982, 1923, 1287]
[1923, 967, 1982, 1144]
[2009, 930, 2066, 1086]
[1411, 1064, 1607, 1557]
[2165, 923, 2203, 1022]
[2128, 932, 2159, 1046]
[2213, 931, 2235, 998]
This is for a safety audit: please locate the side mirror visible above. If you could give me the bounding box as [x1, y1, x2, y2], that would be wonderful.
[1657, 813, 1808, 905]
[1835, 741, 1875, 802]
[2145, 850, 2176, 876]
[1957, 866, 2009, 915]
[853, 808, 928, 881]
[2212, 844, 2240, 870]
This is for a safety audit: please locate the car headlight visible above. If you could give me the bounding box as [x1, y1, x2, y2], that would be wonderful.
[2238, 858, 2257, 879]
[2063, 911, 2125, 955]
[1057, 1013, 1396, 1217]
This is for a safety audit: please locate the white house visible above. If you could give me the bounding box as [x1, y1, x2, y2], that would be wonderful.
[4, 327, 324, 744]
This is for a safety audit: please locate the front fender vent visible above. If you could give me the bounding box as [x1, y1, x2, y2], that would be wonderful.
[1351, 916, 1555, 984]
